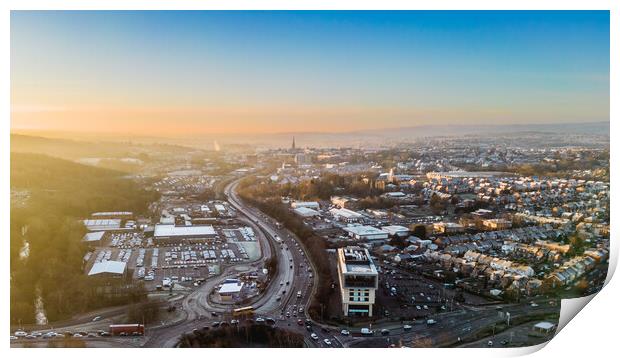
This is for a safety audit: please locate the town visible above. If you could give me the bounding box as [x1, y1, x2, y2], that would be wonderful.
[10, 131, 609, 348]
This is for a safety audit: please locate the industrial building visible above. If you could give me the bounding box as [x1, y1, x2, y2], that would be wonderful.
[153, 224, 217, 243]
[343, 225, 389, 242]
[83, 219, 122, 231]
[330, 208, 363, 223]
[337, 246, 378, 317]
[83, 231, 105, 244]
[88, 260, 127, 278]
[217, 279, 245, 301]
[293, 207, 320, 218]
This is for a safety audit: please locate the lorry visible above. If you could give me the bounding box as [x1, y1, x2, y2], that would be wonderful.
[109, 324, 144, 336]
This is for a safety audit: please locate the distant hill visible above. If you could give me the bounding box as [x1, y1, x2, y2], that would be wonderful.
[11, 152, 157, 216]
[10, 134, 194, 160]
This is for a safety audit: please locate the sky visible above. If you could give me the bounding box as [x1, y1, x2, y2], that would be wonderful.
[11, 11, 610, 136]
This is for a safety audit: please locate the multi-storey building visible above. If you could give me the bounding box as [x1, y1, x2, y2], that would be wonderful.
[337, 246, 378, 317]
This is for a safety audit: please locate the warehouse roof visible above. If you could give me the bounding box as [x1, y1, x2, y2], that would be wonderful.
[83, 231, 105, 242]
[154, 224, 216, 238]
[88, 261, 126, 276]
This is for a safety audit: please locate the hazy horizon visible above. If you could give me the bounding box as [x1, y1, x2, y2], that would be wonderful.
[11, 11, 609, 136]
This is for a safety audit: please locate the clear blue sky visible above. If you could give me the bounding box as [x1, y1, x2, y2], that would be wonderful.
[11, 11, 610, 134]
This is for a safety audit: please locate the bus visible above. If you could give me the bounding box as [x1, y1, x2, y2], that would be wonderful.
[232, 306, 254, 317]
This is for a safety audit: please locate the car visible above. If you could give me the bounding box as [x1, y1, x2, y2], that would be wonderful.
[286, 312, 291, 318]
[31, 332, 42, 337]
[323, 339, 332, 346]
[423, 305, 428, 310]
[403, 325, 412, 331]
[211, 312, 218, 317]
[92, 316, 102, 322]
[25, 335, 36, 339]
[487, 340, 494, 346]
[340, 329, 350, 336]
[310, 333, 319, 340]
[212, 321, 220, 327]
[381, 329, 390, 336]
[266, 318, 276, 325]
[531, 303, 539, 307]
[132, 332, 142, 336]
[42, 332, 55, 339]
[231, 320, 239, 325]
[416, 305, 421, 310]
[120, 332, 128, 337]
[73, 333, 83, 338]
[220, 322, 230, 327]
[306, 325, 313, 332]
[298, 307, 304, 313]
[14, 331, 27, 337]
[87, 332, 98, 338]
[9, 336, 17, 340]
[280, 281, 284, 286]
[100, 331, 111, 336]
[297, 319, 304, 325]
[500, 340, 508, 346]
[256, 317, 266, 323]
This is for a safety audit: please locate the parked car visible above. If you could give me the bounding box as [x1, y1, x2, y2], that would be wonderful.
[310, 333, 319, 340]
[340, 329, 350, 336]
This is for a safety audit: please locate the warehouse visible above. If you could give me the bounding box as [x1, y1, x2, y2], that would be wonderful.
[343, 225, 389, 242]
[154, 224, 217, 243]
[83, 231, 105, 245]
[83, 219, 122, 231]
[293, 207, 320, 218]
[88, 261, 127, 278]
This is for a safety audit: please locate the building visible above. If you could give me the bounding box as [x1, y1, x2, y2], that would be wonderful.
[217, 279, 245, 301]
[154, 224, 217, 243]
[330, 208, 364, 223]
[343, 225, 389, 241]
[433, 222, 465, 234]
[83, 219, 122, 231]
[291, 201, 320, 210]
[83, 231, 105, 245]
[337, 246, 378, 317]
[482, 218, 513, 230]
[381, 225, 410, 237]
[88, 261, 127, 278]
[330, 196, 358, 209]
[293, 207, 320, 218]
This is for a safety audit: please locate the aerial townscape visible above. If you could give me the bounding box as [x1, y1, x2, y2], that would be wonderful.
[9, 10, 610, 350]
[10, 127, 609, 348]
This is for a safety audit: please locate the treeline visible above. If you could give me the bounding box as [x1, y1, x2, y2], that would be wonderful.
[11, 153, 157, 324]
[178, 324, 305, 348]
[242, 172, 383, 202]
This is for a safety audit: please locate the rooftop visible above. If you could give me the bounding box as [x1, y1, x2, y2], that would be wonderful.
[88, 261, 126, 276]
[154, 224, 216, 238]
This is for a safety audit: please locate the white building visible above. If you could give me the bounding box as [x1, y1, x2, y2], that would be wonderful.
[83, 219, 121, 231]
[381, 225, 410, 237]
[83, 231, 105, 244]
[330, 208, 363, 223]
[291, 201, 320, 210]
[293, 207, 320, 218]
[337, 246, 378, 317]
[88, 260, 126, 278]
[343, 225, 389, 241]
[154, 224, 217, 242]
